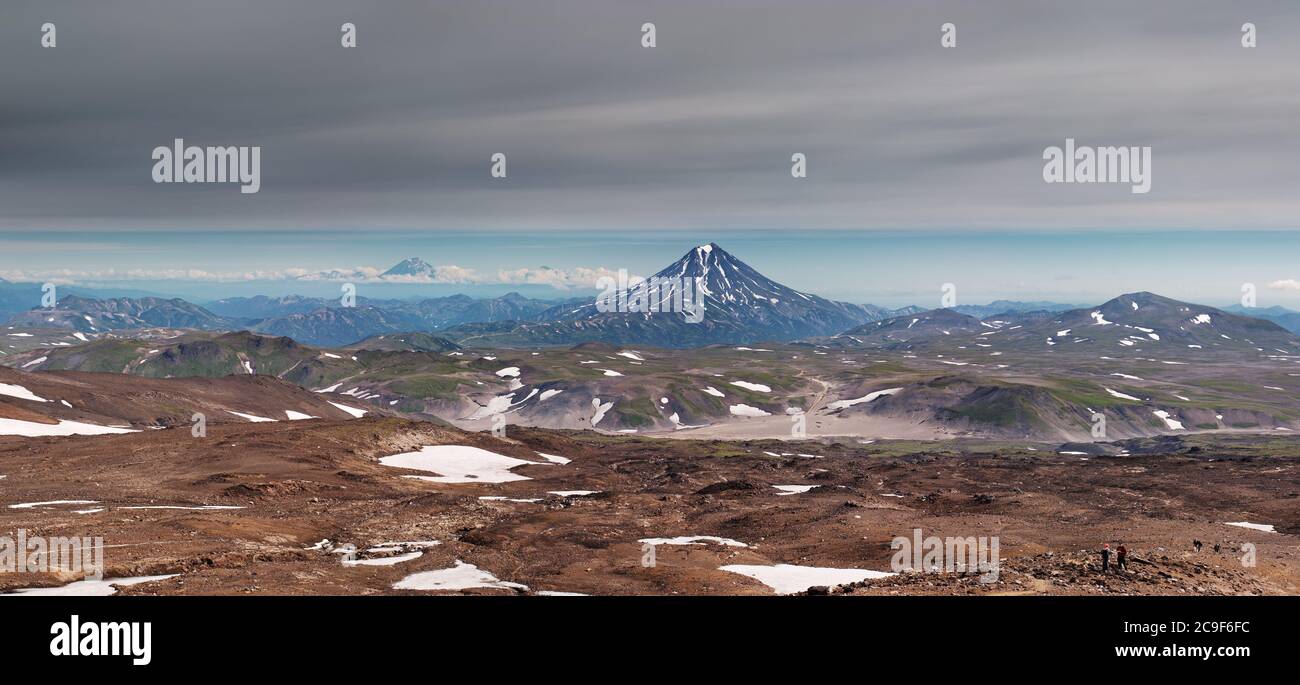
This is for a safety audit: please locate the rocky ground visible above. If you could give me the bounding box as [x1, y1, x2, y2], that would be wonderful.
[2, 413, 1295, 596]
[818, 550, 1275, 596]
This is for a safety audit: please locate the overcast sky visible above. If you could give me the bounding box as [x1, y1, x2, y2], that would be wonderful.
[2, 2, 1299, 308]
[3, 0, 1299, 232]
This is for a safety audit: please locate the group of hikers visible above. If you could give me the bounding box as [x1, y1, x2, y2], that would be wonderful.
[1099, 543, 1128, 573]
[1100, 539, 1227, 572]
[1192, 539, 1221, 554]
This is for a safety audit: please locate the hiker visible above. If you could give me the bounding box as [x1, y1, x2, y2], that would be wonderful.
[1214, 543, 1221, 553]
[1116, 544, 1128, 572]
[1100, 543, 1110, 572]
[1193, 539, 1202, 552]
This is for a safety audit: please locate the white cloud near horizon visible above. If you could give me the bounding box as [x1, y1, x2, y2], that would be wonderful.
[1268, 279, 1300, 291]
[495, 266, 625, 289]
[0, 263, 620, 290]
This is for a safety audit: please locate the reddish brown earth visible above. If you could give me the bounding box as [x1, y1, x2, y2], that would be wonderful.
[2, 390, 1296, 595]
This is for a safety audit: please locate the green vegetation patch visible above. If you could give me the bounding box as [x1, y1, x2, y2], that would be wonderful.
[388, 376, 462, 400]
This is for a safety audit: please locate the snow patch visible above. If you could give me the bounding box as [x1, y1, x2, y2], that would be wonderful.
[719, 564, 893, 595]
[228, 411, 274, 423]
[1153, 410, 1184, 430]
[1104, 388, 1142, 402]
[328, 401, 368, 418]
[0, 418, 137, 437]
[8, 499, 99, 510]
[535, 452, 571, 465]
[639, 535, 748, 548]
[591, 398, 614, 426]
[828, 387, 902, 410]
[1223, 521, 1275, 533]
[0, 383, 49, 403]
[393, 560, 528, 592]
[380, 445, 537, 484]
[343, 551, 424, 567]
[729, 380, 771, 393]
[1, 574, 179, 597]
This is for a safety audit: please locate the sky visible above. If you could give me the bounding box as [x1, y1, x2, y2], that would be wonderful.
[1, 1, 1298, 307]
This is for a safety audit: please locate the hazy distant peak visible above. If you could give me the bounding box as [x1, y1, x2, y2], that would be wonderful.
[382, 257, 435, 277]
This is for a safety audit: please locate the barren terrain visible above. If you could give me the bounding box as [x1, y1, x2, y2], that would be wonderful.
[3, 411, 1295, 596]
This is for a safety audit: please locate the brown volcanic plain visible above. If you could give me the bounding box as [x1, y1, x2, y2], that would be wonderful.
[2, 365, 1296, 596]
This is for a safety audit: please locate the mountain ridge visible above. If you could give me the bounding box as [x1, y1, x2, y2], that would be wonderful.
[6, 249, 1298, 349]
[436, 243, 893, 347]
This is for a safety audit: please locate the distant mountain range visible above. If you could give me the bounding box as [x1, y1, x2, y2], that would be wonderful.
[952, 300, 1082, 318]
[346, 332, 462, 352]
[831, 291, 1299, 357]
[10, 290, 562, 347]
[0, 280, 179, 321]
[839, 307, 987, 344]
[250, 305, 427, 347]
[5, 248, 1299, 348]
[2, 248, 911, 346]
[204, 294, 331, 319]
[1223, 304, 1300, 335]
[0, 278, 40, 322]
[433, 243, 912, 347]
[6, 295, 237, 332]
[11, 279, 1298, 441]
[15, 291, 1298, 440]
[236, 293, 562, 346]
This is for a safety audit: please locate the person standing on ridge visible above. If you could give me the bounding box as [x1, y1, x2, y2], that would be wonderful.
[1100, 543, 1110, 572]
[1116, 544, 1128, 573]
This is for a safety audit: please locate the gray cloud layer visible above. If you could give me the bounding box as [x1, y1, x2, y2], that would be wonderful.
[2, 0, 1298, 230]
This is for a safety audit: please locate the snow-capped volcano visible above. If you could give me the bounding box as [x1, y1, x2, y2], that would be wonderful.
[381, 257, 436, 278]
[662, 243, 810, 308]
[655, 242, 873, 331]
[459, 243, 881, 347]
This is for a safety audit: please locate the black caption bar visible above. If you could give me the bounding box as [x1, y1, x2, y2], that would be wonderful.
[0, 596, 1291, 673]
